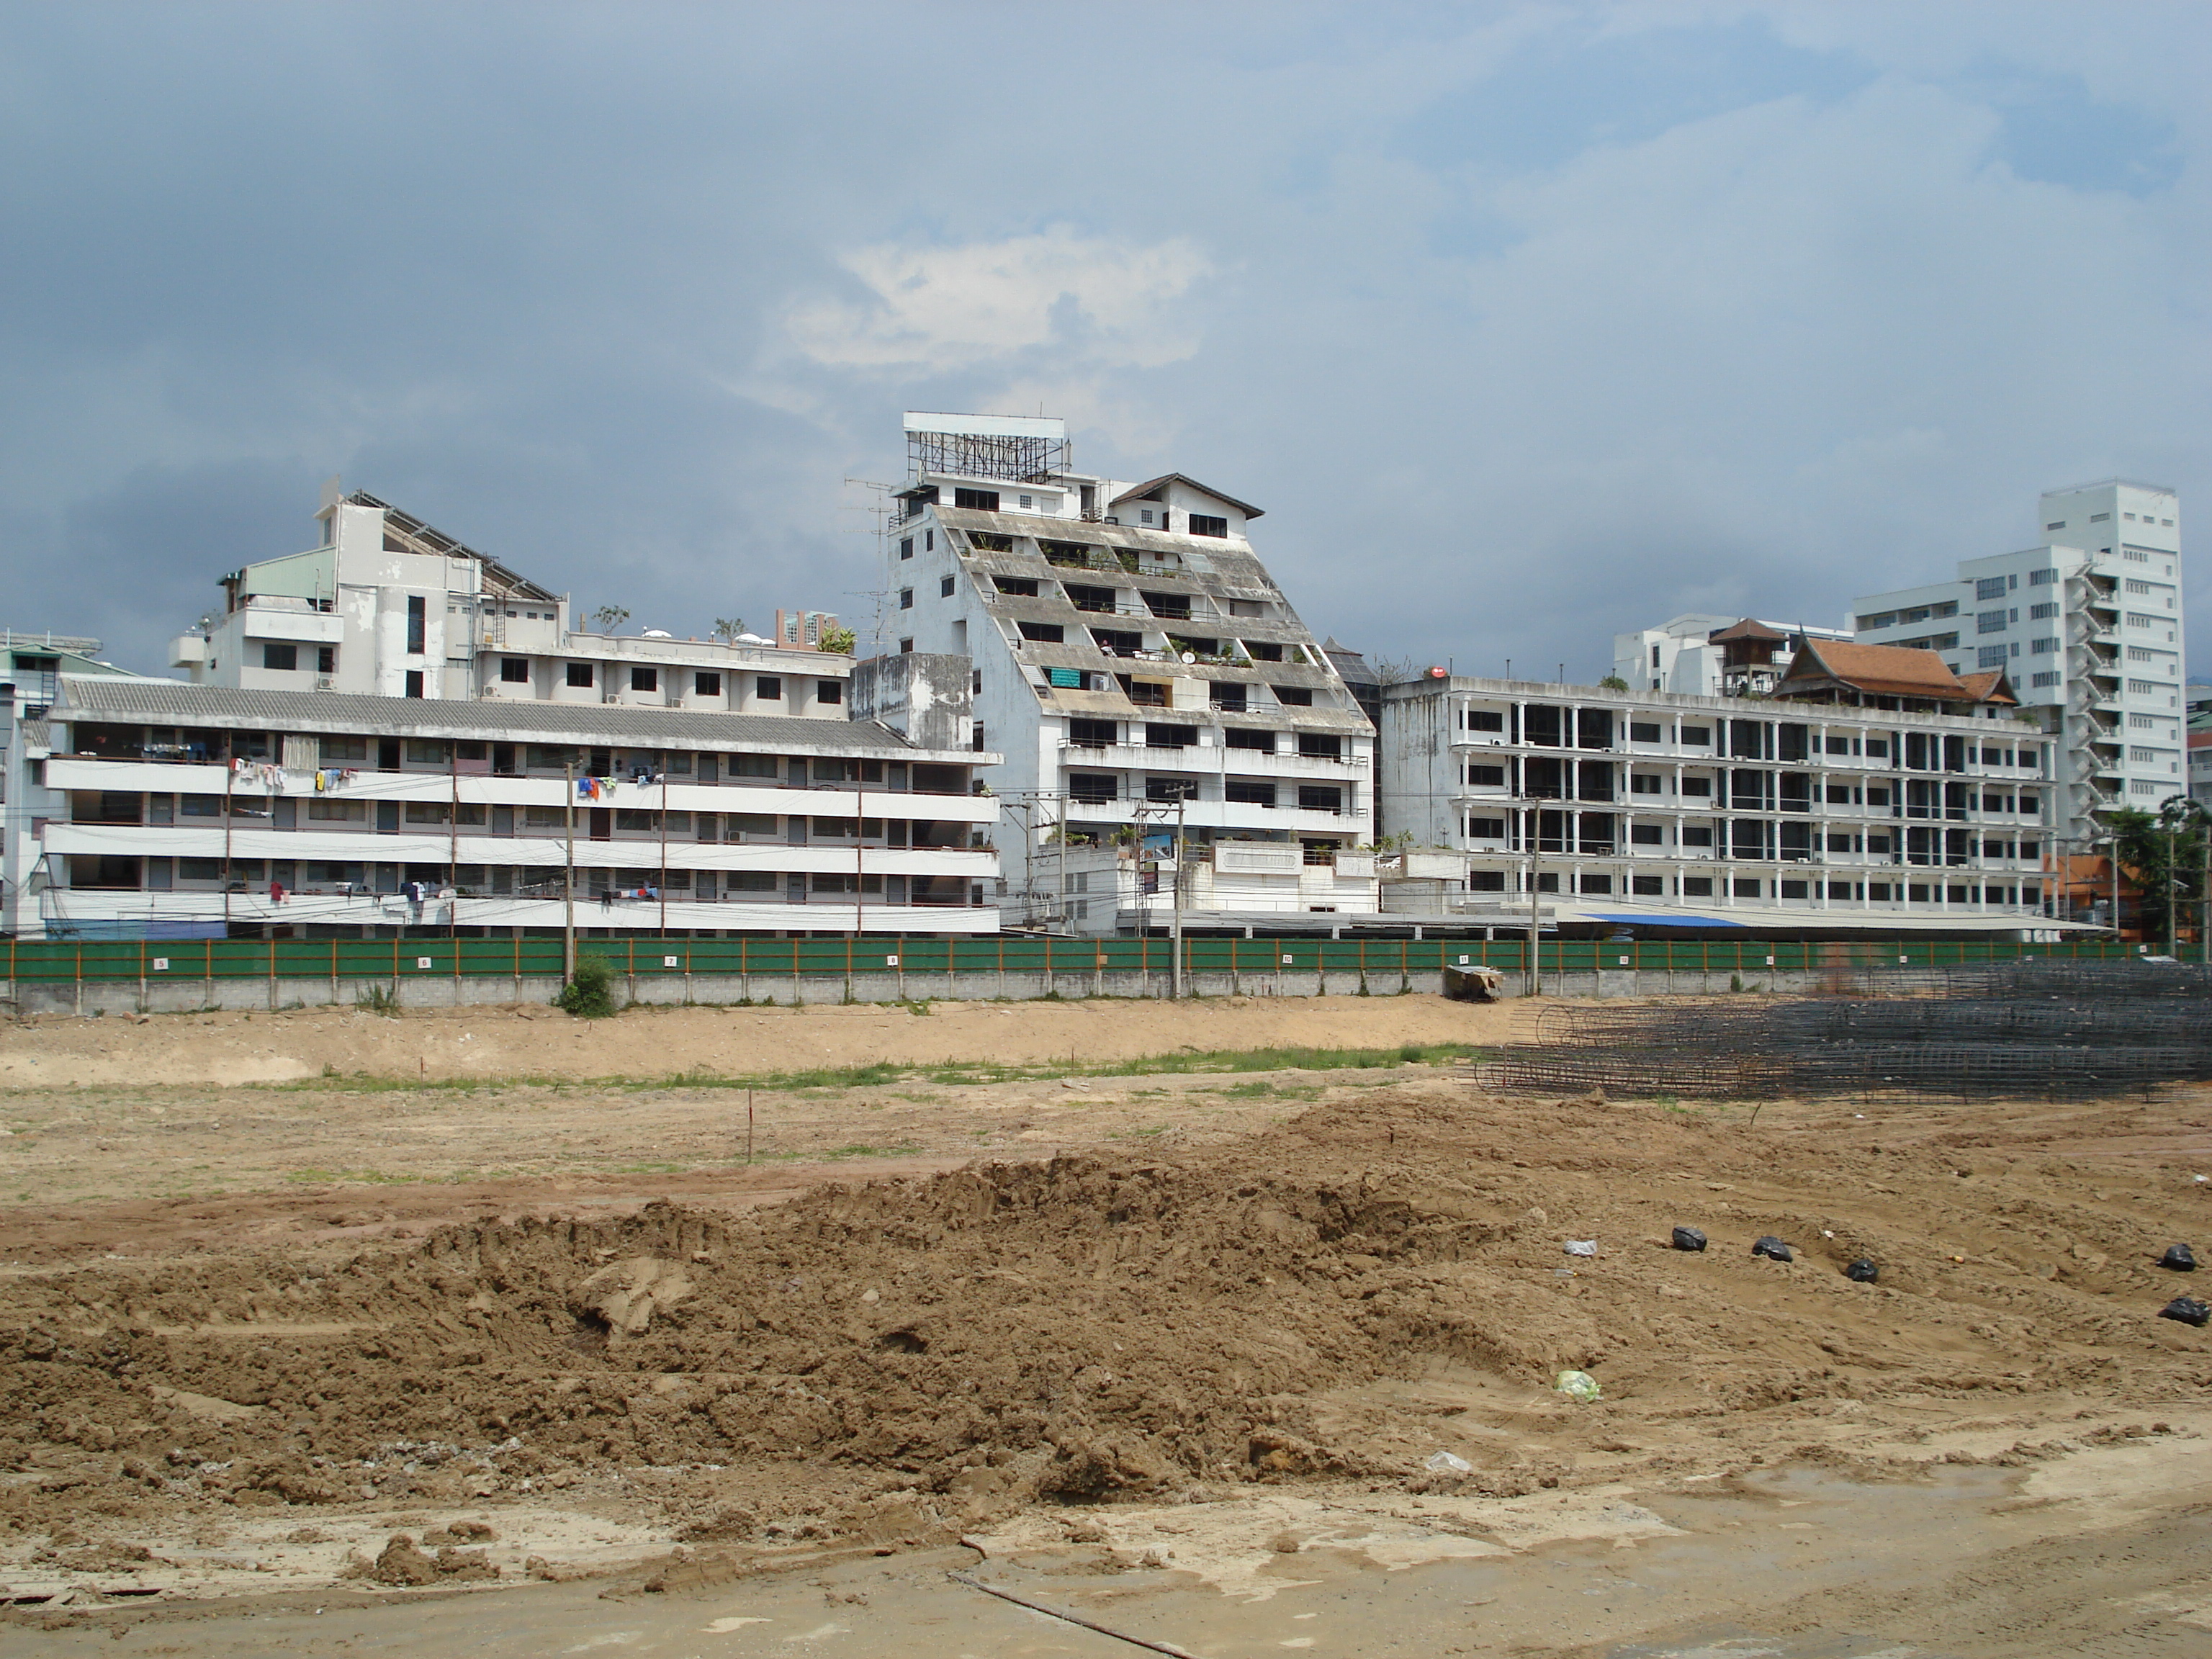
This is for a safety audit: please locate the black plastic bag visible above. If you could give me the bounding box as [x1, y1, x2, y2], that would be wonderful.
[1751, 1236, 1793, 1262]
[1845, 1259, 1879, 1283]
[2159, 1244, 2197, 1272]
[1671, 1226, 1707, 1252]
[2158, 1297, 2209, 1327]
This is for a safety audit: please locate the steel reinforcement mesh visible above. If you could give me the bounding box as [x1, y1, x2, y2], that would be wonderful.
[1483, 963, 2212, 1102]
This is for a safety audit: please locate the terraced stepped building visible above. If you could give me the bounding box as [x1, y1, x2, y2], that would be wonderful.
[881, 413, 1377, 935]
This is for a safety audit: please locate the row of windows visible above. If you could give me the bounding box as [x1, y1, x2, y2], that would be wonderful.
[1064, 775, 1349, 811]
[1856, 601, 1961, 630]
[69, 857, 965, 902]
[1465, 869, 2039, 904]
[493, 659, 841, 702]
[1064, 719, 1346, 757]
[1460, 811, 2038, 857]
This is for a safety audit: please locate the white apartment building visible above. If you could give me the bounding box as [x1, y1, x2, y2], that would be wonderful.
[1379, 663, 2058, 936]
[24, 676, 1001, 941]
[171, 485, 853, 720]
[1, 634, 158, 940]
[881, 412, 1379, 935]
[1614, 615, 1853, 698]
[1853, 480, 2184, 845]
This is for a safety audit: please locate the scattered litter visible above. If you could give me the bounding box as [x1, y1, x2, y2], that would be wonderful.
[2159, 1244, 2197, 1272]
[1555, 1370, 1601, 1403]
[1845, 1259, 1879, 1284]
[2158, 1297, 2209, 1328]
[1751, 1236, 1794, 1262]
[1671, 1227, 1707, 1252]
[1424, 1451, 1474, 1474]
[1563, 1240, 1597, 1257]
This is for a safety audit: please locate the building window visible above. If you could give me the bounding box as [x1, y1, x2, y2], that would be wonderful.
[406, 594, 426, 655]
[567, 662, 593, 687]
[1272, 685, 1314, 706]
[318, 645, 336, 674]
[500, 656, 529, 683]
[899, 588, 914, 610]
[1629, 823, 1663, 844]
[1732, 878, 1762, 899]
[939, 575, 956, 598]
[1977, 610, 2006, 634]
[261, 642, 298, 671]
[1975, 576, 2008, 601]
[694, 670, 721, 696]
[756, 675, 782, 700]
[817, 680, 841, 705]
[1465, 763, 1505, 786]
[1681, 876, 1713, 896]
[631, 665, 658, 691]
[899, 537, 913, 560]
[1978, 646, 2008, 668]
[953, 487, 1000, 511]
[1466, 816, 1506, 838]
[404, 670, 424, 698]
[973, 721, 986, 753]
[899, 638, 914, 654]
[1018, 621, 1065, 642]
[1189, 513, 1228, 539]
[2031, 637, 2058, 653]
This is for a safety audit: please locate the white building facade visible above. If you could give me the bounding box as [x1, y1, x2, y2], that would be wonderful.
[171, 486, 853, 721]
[25, 677, 1001, 941]
[1380, 677, 2055, 935]
[1853, 480, 2184, 845]
[881, 413, 1378, 934]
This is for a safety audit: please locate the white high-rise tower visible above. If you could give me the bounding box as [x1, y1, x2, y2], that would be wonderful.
[1853, 479, 2183, 852]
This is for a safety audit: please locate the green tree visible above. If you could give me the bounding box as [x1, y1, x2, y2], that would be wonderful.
[2107, 799, 2211, 945]
[1598, 673, 1630, 691]
[817, 624, 857, 655]
[712, 616, 747, 642]
[592, 605, 631, 634]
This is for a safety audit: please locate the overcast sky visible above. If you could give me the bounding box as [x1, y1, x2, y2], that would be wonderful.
[2, 2, 2206, 683]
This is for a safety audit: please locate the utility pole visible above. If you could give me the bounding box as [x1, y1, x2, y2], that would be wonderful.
[1170, 793, 1186, 999]
[1524, 807, 1542, 998]
[563, 759, 577, 982]
[449, 745, 460, 940]
[2168, 806, 2179, 960]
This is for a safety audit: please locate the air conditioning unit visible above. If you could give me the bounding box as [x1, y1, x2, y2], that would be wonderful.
[314, 677, 334, 691]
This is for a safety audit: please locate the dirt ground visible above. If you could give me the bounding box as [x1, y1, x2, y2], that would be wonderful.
[3, 996, 2212, 1655]
[0, 993, 1516, 1088]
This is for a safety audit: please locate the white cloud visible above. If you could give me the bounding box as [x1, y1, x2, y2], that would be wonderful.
[784, 227, 1213, 372]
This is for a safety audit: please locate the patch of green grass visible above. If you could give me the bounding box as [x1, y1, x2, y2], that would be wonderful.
[274, 1043, 1486, 1097]
[614, 1161, 686, 1174]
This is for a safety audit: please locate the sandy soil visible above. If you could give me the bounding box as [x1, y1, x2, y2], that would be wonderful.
[0, 993, 1519, 1088]
[2, 997, 2211, 1655]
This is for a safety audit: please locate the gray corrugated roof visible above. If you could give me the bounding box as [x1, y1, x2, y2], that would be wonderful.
[52, 676, 967, 757]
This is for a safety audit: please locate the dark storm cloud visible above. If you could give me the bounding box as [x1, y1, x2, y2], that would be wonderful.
[0, 2, 2205, 681]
